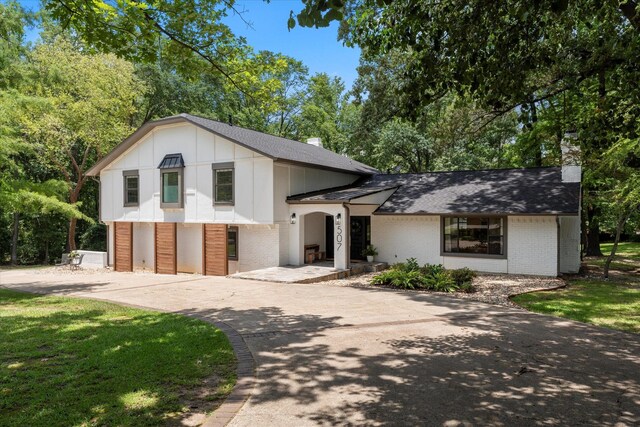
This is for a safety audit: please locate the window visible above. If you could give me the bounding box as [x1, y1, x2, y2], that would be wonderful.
[227, 227, 238, 260]
[158, 153, 184, 209]
[212, 162, 234, 205]
[123, 170, 139, 207]
[443, 217, 505, 256]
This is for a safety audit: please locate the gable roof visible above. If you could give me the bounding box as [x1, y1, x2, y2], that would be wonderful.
[86, 113, 378, 176]
[288, 167, 581, 215]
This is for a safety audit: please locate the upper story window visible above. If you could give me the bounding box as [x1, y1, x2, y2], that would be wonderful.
[212, 162, 234, 205]
[443, 216, 505, 257]
[158, 153, 184, 209]
[123, 170, 139, 207]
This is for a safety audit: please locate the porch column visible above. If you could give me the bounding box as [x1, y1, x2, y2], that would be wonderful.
[288, 213, 305, 266]
[333, 205, 349, 270]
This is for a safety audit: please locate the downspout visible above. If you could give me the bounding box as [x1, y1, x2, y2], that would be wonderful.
[556, 216, 561, 277]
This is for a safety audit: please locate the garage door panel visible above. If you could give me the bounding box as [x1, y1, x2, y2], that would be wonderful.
[203, 224, 227, 276]
[155, 222, 177, 275]
[114, 222, 133, 272]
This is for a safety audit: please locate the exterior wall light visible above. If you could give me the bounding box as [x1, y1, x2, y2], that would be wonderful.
[335, 213, 342, 226]
[290, 213, 296, 224]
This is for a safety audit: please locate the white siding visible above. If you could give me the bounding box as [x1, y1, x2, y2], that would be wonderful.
[273, 162, 359, 223]
[372, 216, 441, 265]
[177, 223, 202, 274]
[100, 123, 274, 224]
[558, 216, 581, 274]
[132, 222, 154, 271]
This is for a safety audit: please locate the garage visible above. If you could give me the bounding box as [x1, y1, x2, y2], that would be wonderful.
[203, 224, 228, 276]
[155, 222, 177, 274]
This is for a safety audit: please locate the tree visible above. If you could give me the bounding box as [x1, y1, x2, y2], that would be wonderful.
[42, 0, 249, 88]
[295, 73, 349, 152]
[17, 37, 145, 250]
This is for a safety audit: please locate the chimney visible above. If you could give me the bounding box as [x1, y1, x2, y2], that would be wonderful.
[561, 131, 581, 183]
[306, 137, 322, 148]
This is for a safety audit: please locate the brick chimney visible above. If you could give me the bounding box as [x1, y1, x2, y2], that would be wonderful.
[306, 137, 322, 148]
[561, 131, 581, 183]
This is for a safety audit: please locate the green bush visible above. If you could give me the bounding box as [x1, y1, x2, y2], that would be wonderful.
[449, 267, 477, 286]
[371, 268, 424, 289]
[372, 261, 477, 293]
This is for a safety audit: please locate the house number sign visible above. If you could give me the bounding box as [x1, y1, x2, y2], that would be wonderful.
[336, 224, 343, 252]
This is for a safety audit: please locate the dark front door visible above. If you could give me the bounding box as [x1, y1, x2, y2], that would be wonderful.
[325, 216, 334, 259]
[350, 216, 371, 260]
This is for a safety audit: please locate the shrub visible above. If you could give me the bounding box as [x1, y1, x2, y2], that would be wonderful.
[423, 269, 457, 292]
[372, 262, 477, 293]
[371, 268, 424, 290]
[449, 267, 477, 286]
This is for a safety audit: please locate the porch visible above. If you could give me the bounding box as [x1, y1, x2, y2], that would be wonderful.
[230, 260, 387, 284]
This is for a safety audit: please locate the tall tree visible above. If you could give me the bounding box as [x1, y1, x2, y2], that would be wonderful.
[17, 37, 145, 250]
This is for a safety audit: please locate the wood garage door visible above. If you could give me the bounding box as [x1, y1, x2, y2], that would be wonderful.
[114, 222, 133, 272]
[155, 223, 177, 275]
[203, 224, 228, 276]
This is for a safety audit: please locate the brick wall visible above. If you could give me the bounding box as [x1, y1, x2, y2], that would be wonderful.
[507, 216, 558, 276]
[238, 224, 280, 272]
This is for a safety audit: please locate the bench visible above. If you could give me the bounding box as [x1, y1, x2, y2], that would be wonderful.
[304, 244, 326, 264]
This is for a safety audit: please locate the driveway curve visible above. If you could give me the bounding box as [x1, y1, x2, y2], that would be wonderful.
[1, 269, 639, 426]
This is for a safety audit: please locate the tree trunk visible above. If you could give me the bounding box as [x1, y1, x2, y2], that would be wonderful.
[603, 211, 630, 279]
[585, 205, 603, 256]
[11, 212, 19, 265]
[67, 181, 84, 251]
[530, 102, 542, 167]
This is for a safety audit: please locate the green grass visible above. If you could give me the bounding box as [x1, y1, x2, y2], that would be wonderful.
[512, 242, 640, 334]
[600, 241, 640, 260]
[0, 289, 236, 427]
[588, 241, 640, 271]
[512, 280, 640, 334]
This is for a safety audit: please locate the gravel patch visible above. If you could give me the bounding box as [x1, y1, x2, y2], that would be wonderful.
[324, 272, 566, 308]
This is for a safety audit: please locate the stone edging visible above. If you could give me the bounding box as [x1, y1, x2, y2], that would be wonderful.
[201, 320, 256, 427]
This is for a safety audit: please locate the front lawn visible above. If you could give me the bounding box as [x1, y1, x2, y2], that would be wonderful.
[512, 280, 640, 334]
[587, 241, 640, 272]
[512, 242, 640, 334]
[0, 289, 236, 426]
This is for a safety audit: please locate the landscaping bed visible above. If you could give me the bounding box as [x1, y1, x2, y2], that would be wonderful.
[326, 269, 564, 308]
[0, 289, 236, 427]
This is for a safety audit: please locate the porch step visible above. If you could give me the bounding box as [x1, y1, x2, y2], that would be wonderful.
[351, 261, 388, 274]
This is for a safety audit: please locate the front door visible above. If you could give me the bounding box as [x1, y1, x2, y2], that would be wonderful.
[350, 216, 371, 260]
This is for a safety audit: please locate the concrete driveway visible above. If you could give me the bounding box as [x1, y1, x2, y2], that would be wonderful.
[2, 269, 640, 426]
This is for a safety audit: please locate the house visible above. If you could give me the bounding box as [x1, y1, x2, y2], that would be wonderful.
[86, 113, 581, 277]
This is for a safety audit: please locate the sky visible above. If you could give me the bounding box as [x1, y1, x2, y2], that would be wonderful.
[17, 0, 362, 90]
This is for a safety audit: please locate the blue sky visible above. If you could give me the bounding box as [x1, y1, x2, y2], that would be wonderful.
[17, 0, 361, 89]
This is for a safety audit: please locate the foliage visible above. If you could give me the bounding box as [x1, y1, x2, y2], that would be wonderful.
[0, 289, 236, 426]
[449, 267, 477, 287]
[79, 223, 107, 252]
[361, 244, 378, 257]
[372, 260, 477, 293]
[41, 0, 248, 87]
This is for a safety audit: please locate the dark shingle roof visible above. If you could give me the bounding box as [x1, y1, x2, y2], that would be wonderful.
[86, 113, 377, 176]
[288, 167, 580, 215]
[158, 153, 184, 169]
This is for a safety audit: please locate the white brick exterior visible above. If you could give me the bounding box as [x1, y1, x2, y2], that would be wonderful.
[372, 214, 563, 277]
[237, 225, 280, 272]
[507, 216, 558, 276]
